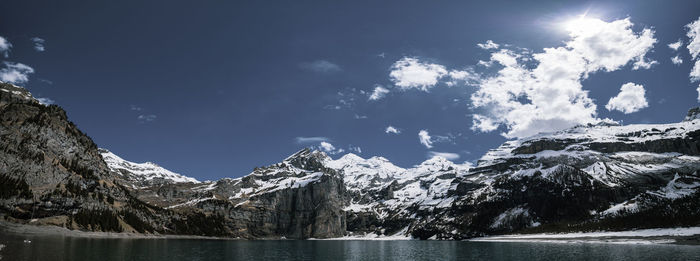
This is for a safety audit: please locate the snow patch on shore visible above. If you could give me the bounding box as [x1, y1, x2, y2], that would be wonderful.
[470, 227, 700, 244]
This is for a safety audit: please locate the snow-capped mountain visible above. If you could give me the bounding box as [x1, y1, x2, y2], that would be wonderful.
[99, 148, 199, 185]
[2, 82, 699, 239]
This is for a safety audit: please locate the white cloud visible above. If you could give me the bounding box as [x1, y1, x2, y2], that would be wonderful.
[446, 69, 479, 86]
[354, 114, 367, 120]
[668, 40, 683, 51]
[0, 36, 11, 57]
[432, 133, 456, 144]
[671, 55, 683, 65]
[318, 141, 345, 155]
[348, 145, 362, 154]
[0, 62, 35, 85]
[320, 141, 336, 152]
[471, 114, 499, 133]
[295, 136, 329, 144]
[389, 57, 448, 91]
[137, 114, 157, 122]
[687, 17, 700, 59]
[368, 85, 390, 100]
[605, 82, 649, 114]
[300, 60, 341, 73]
[692, 60, 700, 82]
[427, 151, 460, 161]
[385, 126, 401, 134]
[31, 37, 45, 52]
[477, 40, 499, 50]
[130, 105, 143, 111]
[418, 130, 433, 148]
[687, 16, 700, 100]
[471, 17, 656, 138]
[36, 97, 54, 105]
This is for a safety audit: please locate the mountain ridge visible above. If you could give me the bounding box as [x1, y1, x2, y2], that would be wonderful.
[1, 82, 699, 240]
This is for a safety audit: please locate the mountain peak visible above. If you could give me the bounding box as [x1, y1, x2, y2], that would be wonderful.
[0, 81, 35, 102]
[284, 148, 330, 170]
[684, 107, 700, 122]
[337, 153, 364, 162]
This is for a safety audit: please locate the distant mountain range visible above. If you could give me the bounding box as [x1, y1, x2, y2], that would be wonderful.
[1, 82, 699, 239]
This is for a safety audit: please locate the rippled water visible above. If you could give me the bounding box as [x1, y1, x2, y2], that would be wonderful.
[1, 232, 700, 261]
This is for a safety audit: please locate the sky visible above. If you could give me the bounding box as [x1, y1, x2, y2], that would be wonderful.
[2, 0, 700, 181]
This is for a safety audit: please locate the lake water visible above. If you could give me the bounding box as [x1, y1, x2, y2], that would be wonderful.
[1, 232, 700, 261]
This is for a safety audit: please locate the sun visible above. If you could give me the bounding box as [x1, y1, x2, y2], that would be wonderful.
[563, 14, 604, 35]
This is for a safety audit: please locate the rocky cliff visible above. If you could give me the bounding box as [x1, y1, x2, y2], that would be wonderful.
[1, 82, 699, 239]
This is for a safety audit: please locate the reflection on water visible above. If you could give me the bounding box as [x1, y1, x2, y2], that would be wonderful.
[1, 231, 699, 261]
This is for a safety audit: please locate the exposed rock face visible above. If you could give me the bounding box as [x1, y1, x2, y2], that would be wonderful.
[2, 82, 700, 239]
[177, 149, 347, 239]
[0, 82, 170, 233]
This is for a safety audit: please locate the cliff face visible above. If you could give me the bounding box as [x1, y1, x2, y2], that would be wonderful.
[0, 82, 170, 233]
[2, 82, 700, 239]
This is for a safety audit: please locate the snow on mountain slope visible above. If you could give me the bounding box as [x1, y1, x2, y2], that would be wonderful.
[164, 148, 338, 209]
[99, 148, 200, 185]
[326, 153, 405, 191]
[477, 119, 700, 167]
[328, 152, 472, 232]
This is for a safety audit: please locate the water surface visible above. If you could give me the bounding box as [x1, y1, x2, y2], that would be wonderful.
[1, 232, 699, 261]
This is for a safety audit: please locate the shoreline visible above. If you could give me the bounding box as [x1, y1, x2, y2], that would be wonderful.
[3, 221, 700, 245]
[0, 221, 237, 240]
[469, 227, 700, 245]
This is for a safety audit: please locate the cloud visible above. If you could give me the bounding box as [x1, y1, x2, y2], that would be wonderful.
[137, 114, 157, 122]
[130, 105, 143, 111]
[671, 55, 683, 65]
[446, 69, 479, 87]
[471, 17, 656, 138]
[385, 126, 401, 134]
[325, 87, 363, 111]
[300, 60, 341, 73]
[418, 130, 433, 148]
[354, 114, 367, 120]
[36, 97, 54, 105]
[0, 62, 35, 84]
[348, 145, 362, 154]
[318, 141, 345, 155]
[39, 78, 53, 85]
[427, 151, 460, 161]
[389, 57, 448, 91]
[692, 60, 700, 82]
[0, 36, 11, 57]
[687, 17, 700, 59]
[295, 136, 329, 144]
[31, 37, 45, 52]
[320, 141, 336, 152]
[605, 82, 649, 114]
[477, 40, 499, 50]
[368, 85, 390, 101]
[687, 16, 700, 97]
[432, 133, 457, 144]
[668, 40, 683, 51]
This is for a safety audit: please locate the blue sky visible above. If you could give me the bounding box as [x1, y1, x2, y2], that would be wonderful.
[1, 1, 700, 180]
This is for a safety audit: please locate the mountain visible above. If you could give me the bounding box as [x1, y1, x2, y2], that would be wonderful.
[99, 149, 200, 186]
[1, 82, 699, 239]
